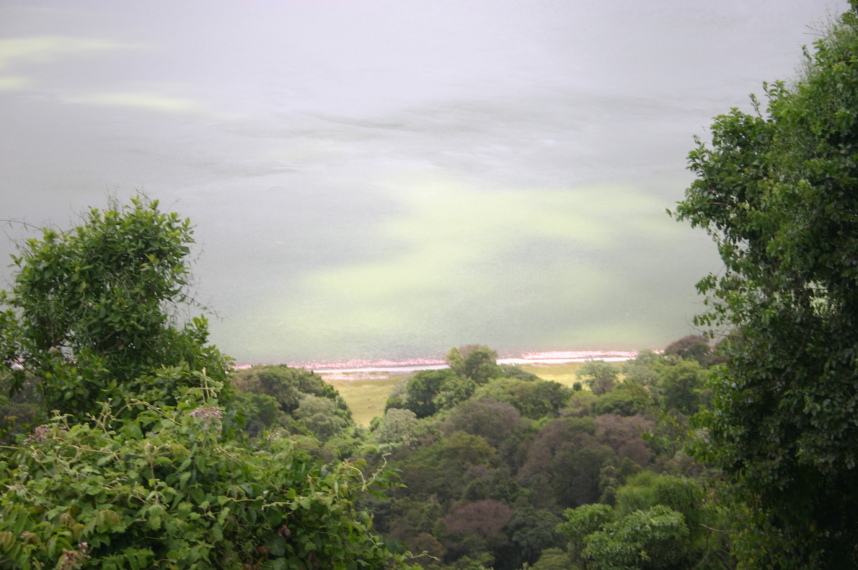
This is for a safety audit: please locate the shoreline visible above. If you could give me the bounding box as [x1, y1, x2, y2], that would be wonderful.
[234, 350, 640, 376]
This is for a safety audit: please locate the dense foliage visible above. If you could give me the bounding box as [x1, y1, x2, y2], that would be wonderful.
[5, 5, 854, 565]
[0, 198, 416, 569]
[230, 364, 366, 461]
[674, 3, 858, 565]
[0, 388, 403, 569]
[0, 197, 230, 422]
[365, 345, 730, 570]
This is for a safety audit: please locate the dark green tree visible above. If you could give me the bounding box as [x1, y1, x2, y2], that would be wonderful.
[294, 394, 351, 441]
[445, 345, 501, 385]
[442, 398, 524, 450]
[592, 384, 650, 417]
[576, 360, 619, 395]
[580, 506, 689, 570]
[0, 197, 230, 420]
[373, 408, 420, 445]
[557, 503, 613, 564]
[232, 364, 349, 417]
[674, 4, 858, 565]
[394, 432, 497, 504]
[517, 417, 615, 509]
[529, 547, 577, 570]
[473, 378, 570, 419]
[663, 335, 713, 367]
[439, 499, 513, 566]
[504, 507, 563, 566]
[654, 360, 705, 416]
[393, 369, 475, 419]
[230, 391, 284, 438]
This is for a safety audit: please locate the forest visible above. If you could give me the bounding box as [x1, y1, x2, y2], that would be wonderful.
[0, 263, 729, 570]
[3, 2, 858, 568]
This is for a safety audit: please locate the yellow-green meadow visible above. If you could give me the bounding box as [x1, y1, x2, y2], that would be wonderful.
[321, 360, 627, 426]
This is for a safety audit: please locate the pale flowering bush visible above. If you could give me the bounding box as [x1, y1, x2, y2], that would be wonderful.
[22, 423, 67, 445]
[188, 406, 223, 420]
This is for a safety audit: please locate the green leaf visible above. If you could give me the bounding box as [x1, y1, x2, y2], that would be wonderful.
[268, 535, 287, 557]
[148, 515, 161, 530]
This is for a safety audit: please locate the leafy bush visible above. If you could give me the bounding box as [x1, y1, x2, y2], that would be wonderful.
[390, 370, 475, 419]
[473, 379, 570, 419]
[575, 361, 619, 395]
[0, 198, 415, 569]
[591, 384, 650, 417]
[582, 506, 689, 570]
[442, 399, 523, 450]
[232, 365, 349, 418]
[504, 507, 563, 566]
[0, 372, 43, 442]
[673, 4, 858, 564]
[654, 360, 705, 416]
[445, 346, 500, 385]
[0, 197, 231, 421]
[373, 408, 420, 445]
[0, 387, 413, 569]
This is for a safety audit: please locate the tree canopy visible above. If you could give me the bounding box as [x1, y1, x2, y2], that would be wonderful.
[674, 3, 858, 565]
[0, 198, 415, 569]
[0, 197, 230, 420]
[0, 393, 408, 569]
[445, 345, 501, 385]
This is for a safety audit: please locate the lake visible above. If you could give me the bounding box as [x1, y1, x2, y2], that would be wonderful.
[0, 0, 846, 364]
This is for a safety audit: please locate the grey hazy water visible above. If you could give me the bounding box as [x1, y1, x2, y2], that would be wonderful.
[0, 0, 846, 364]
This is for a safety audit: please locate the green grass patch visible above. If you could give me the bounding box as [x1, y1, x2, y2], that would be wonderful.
[323, 373, 408, 427]
[520, 361, 626, 388]
[322, 361, 628, 425]
[518, 362, 586, 386]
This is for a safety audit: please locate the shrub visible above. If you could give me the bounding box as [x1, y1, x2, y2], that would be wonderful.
[0, 388, 414, 569]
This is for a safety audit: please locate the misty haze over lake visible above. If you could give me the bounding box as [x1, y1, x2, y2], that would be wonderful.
[0, 0, 846, 364]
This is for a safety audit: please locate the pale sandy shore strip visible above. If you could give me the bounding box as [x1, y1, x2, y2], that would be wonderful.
[233, 351, 640, 377]
[307, 350, 639, 377]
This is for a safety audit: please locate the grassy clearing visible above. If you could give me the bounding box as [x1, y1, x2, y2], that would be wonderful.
[518, 361, 625, 387]
[518, 362, 585, 387]
[322, 373, 408, 427]
[322, 360, 628, 426]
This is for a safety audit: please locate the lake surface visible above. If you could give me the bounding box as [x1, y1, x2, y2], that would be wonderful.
[0, 0, 846, 364]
